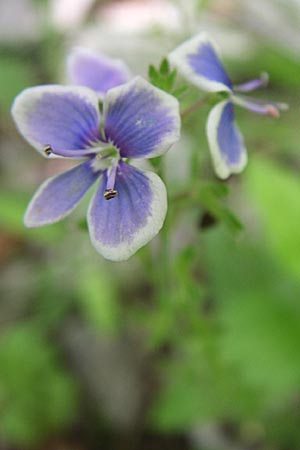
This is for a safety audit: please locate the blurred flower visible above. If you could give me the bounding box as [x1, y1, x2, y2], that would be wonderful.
[11, 78, 180, 261]
[50, 0, 94, 31]
[169, 32, 288, 179]
[67, 47, 131, 98]
[0, 0, 42, 43]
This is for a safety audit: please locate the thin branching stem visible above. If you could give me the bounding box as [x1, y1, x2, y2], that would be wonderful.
[181, 95, 209, 119]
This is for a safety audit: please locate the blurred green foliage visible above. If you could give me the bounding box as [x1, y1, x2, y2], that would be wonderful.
[0, 325, 77, 444]
[1, 0, 300, 449]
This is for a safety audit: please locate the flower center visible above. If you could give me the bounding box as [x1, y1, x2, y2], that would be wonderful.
[43, 143, 121, 201]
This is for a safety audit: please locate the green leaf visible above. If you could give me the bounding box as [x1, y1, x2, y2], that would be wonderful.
[150, 338, 260, 430]
[0, 56, 36, 113]
[159, 58, 170, 75]
[172, 84, 189, 98]
[202, 225, 300, 407]
[198, 182, 243, 234]
[0, 325, 77, 444]
[76, 262, 120, 333]
[148, 60, 177, 92]
[245, 156, 300, 276]
[148, 64, 159, 84]
[0, 190, 64, 241]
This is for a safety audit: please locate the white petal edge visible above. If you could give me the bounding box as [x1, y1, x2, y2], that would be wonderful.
[11, 84, 100, 157]
[24, 161, 99, 227]
[87, 169, 167, 261]
[206, 100, 248, 179]
[168, 32, 232, 93]
[103, 76, 181, 158]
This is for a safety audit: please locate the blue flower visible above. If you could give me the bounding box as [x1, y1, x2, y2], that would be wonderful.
[169, 32, 288, 179]
[11, 77, 180, 261]
[66, 47, 131, 98]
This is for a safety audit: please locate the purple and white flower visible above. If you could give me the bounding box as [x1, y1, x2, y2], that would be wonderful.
[11, 77, 180, 261]
[67, 47, 131, 98]
[169, 32, 287, 179]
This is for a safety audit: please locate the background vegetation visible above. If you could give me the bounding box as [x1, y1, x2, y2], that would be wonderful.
[1, 0, 300, 448]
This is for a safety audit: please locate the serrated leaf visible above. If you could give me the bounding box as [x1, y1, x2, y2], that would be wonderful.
[148, 64, 159, 83]
[159, 58, 170, 75]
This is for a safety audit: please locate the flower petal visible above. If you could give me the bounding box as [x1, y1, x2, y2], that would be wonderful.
[67, 48, 131, 97]
[11, 85, 102, 156]
[103, 76, 180, 159]
[206, 100, 247, 179]
[88, 161, 167, 261]
[24, 160, 100, 226]
[168, 32, 232, 92]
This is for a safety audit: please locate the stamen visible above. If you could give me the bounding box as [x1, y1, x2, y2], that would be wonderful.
[104, 164, 118, 200]
[43, 145, 97, 158]
[265, 104, 280, 118]
[43, 144, 53, 156]
[104, 189, 118, 200]
[232, 95, 288, 117]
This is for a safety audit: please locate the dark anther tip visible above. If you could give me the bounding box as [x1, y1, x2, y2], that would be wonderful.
[104, 189, 118, 200]
[43, 144, 53, 156]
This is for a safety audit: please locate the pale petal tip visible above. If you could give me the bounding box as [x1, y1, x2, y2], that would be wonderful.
[87, 168, 167, 261]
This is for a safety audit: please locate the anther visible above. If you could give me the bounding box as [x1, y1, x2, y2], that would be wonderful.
[266, 105, 280, 118]
[104, 189, 118, 200]
[43, 144, 53, 156]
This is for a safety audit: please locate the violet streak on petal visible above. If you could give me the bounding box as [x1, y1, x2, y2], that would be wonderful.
[168, 32, 232, 92]
[103, 76, 180, 159]
[87, 161, 167, 261]
[206, 100, 247, 179]
[11, 85, 102, 156]
[24, 159, 101, 227]
[67, 48, 131, 97]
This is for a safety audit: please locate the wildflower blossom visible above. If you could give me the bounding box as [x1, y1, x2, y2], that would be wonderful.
[169, 32, 287, 179]
[67, 47, 131, 98]
[11, 77, 180, 261]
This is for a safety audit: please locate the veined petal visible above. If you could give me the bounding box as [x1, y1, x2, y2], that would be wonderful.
[232, 94, 289, 117]
[24, 159, 100, 227]
[88, 161, 167, 261]
[234, 72, 269, 93]
[206, 100, 247, 179]
[11, 85, 102, 156]
[67, 48, 131, 97]
[168, 32, 232, 92]
[103, 76, 180, 159]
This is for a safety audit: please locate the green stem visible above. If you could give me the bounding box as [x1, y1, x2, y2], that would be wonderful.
[181, 95, 209, 119]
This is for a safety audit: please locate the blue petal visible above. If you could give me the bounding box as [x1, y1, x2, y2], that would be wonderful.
[11, 85, 102, 156]
[206, 100, 247, 179]
[168, 32, 232, 92]
[67, 48, 131, 97]
[103, 77, 180, 159]
[88, 161, 167, 261]
[24, 159, 100, 226]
